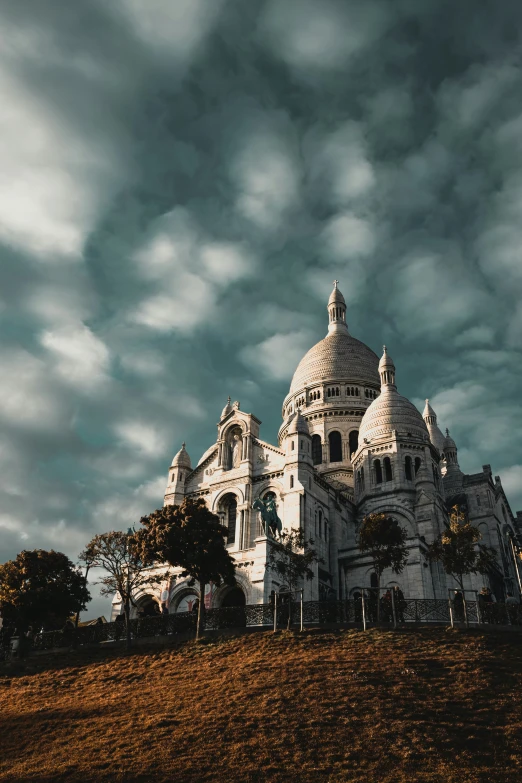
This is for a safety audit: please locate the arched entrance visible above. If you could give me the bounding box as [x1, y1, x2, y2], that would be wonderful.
[219, 586, 247, 627]
[220, 587, 246, 607]
[137, 596, 160, 617]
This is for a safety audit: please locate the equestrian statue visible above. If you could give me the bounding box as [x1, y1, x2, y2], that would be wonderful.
[252, 496, 283, 539]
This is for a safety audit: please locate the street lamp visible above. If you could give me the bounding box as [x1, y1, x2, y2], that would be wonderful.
[75, 557, 93, 630]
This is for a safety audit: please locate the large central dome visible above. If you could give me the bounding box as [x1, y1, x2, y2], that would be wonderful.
[289, 331, 380, 394]
[288, 283, 379, 396]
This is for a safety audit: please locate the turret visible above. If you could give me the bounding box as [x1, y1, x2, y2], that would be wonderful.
[327, 280, 348, 335]
[285, 411, 312, 463]
[165, 443, 191, 506]
[378, 345, 396, 388]
[423, 399, 446, 456]
[442, 429, 463, 495]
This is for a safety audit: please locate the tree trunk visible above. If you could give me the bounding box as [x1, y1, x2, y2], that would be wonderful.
[376, 573, 381, 624]
[124, 599, 131, 650]
[197, 580, 206, 640]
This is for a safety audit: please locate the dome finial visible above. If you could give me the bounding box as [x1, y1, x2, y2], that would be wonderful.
[378, 345, 396, 389]
[327, 280, 348, 335]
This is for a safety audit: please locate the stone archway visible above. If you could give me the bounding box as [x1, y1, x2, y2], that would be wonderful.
[220, 586, 246, 608]
[136, 595, 160, 617]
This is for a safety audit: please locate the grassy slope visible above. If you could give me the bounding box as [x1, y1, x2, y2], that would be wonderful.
[0, 627, 521, 783]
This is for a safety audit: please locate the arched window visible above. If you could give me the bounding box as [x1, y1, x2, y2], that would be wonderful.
[318, 510, 322, 537]
[312, 434, 322, 465]
[414, 457, 422, 475]
[374, 459, 383, 484]
[329, 431, 342, 462]
[384, 457, 392, 482]
[405, 456, 413, 481]
[355, 387, 359, 396]
[290, 475, 294, 489]
[221, 494, 237, 545]
[349, 430, 359, 456]
[370, 573, 378, 589]
[291, 440, 294, 450]
[336, 387, 340, 396]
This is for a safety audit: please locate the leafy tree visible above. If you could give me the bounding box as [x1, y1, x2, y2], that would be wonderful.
[138, 498, 236, 639]
[427, 505, 498, 593]
[0, 549, 90, 635]
[357, 514, 409, 620]
[266, 528, 322, 629]
[80, 531, 164, 649]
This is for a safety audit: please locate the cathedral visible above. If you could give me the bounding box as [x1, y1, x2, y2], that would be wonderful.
[115, 283, 522, 618]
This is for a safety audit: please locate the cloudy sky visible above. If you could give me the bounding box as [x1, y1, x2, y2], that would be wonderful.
[1, 0, 521, 618]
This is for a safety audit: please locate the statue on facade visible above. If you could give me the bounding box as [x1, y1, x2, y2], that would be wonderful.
[231, 434, 242, 468]
[252, 497, 283, 539]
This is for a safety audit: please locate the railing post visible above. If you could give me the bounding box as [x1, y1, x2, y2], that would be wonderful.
[391, 588, 397, 630]
[362, 591, 367, 631]
[474, 591, 482, 625]
[463, 595, 469, 628]
[273, 592, 277, 633]
[300, 589, 304, 632]
[448, 591, 454, 628]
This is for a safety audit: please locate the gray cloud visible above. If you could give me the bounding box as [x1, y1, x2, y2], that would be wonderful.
[1, 0, 521, 618]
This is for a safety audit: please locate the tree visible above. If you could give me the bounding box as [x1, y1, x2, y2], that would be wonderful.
[80, 531, 164, 650]
[138, 498, 236, 639]
[427, 505, 498, 593]
[357, 513, 409, 621]
[266, 528, 322, 629]
[0, 550, 90, 635]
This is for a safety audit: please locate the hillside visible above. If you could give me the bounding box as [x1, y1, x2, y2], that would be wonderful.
[1, 627, 521, 783]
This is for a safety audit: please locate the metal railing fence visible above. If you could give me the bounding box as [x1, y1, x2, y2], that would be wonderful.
[2, 597, 521, 657]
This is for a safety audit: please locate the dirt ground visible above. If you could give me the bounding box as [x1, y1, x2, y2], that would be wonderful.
[0, 627, 521, 783]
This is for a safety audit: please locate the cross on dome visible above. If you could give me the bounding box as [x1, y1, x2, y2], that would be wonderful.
[333, 279, 339, 288]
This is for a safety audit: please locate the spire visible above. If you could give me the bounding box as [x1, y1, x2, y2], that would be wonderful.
[422, 398, 446, 454]
[220, 396, 232, 420]
[378, 345, 396, 389]
[423, 399, 437, 425]
[327, 281, 348, 335]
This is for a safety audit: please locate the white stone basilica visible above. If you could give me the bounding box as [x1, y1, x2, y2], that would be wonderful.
[119, 283, 522, 617]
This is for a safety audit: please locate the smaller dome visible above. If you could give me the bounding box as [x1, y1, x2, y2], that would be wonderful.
[443, 429, 457, 450]
[287, 411, 310, 436]
[359, 390, 428, 443]
[220, 396, 232, 419]
[171, 442, 191, 469]
[359, 345, 428, 443]
[328, 282, 346, 306]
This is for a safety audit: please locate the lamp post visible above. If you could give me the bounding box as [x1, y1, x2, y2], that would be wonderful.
[75, 559, 93, 630]
[124, 527, 133, 650]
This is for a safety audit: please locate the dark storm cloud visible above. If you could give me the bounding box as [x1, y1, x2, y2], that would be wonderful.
[1, 0, 521, 617]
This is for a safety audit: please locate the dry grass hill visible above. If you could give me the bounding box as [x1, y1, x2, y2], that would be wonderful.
[1, 627, 521, 783]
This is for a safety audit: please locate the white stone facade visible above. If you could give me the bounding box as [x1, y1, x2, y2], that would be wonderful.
[114, 283, 522, 618]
